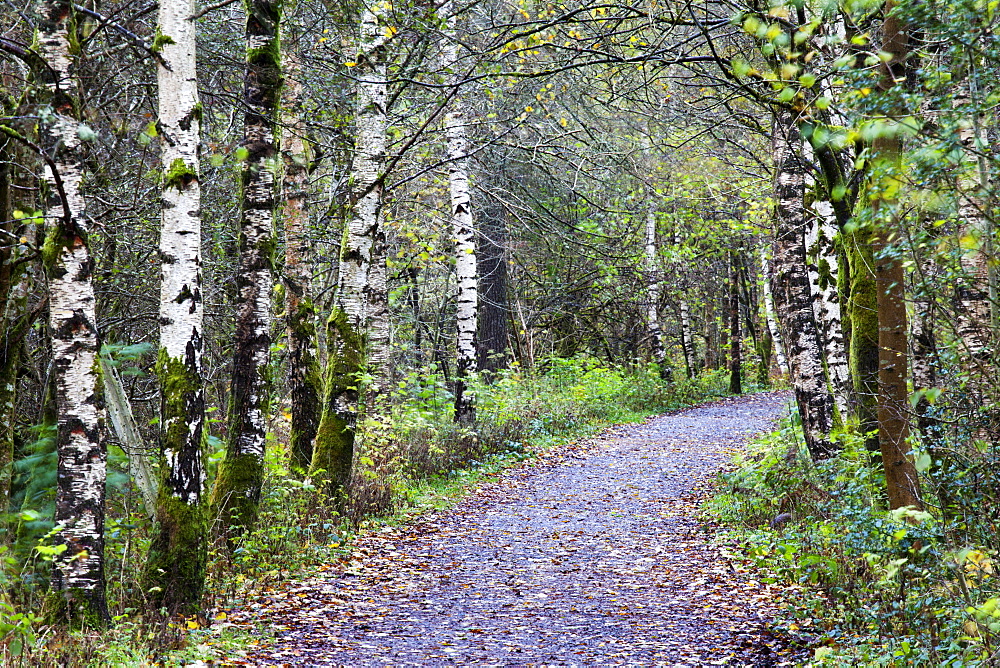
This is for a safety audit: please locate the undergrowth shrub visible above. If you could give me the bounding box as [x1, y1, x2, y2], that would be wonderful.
[711, 412, 1000, 667]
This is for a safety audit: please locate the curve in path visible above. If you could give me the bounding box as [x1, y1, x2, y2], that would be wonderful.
[231, 391, 798, 666]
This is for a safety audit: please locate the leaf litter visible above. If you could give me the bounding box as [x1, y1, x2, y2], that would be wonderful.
[225, 391, 808, 666]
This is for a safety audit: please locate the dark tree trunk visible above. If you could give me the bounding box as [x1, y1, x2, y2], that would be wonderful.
[729, 251, 742, 395]
[212, 0, 282, 540]
[476, 190, 509, 381]
[281, 45, 321, 476]
[872, 1, 921, 510]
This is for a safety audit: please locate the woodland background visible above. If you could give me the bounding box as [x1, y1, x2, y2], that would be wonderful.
[1, 0, 999, 663]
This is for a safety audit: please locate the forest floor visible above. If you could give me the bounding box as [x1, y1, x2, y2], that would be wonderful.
[224, 391, 810, 666]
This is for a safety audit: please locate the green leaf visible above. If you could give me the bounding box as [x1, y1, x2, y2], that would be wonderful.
[914, 451, 932, 473]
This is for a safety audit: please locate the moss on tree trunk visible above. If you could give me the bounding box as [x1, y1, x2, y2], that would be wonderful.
[145, 350, 207, 615]
[845, 229, 879, 455]
[310, 307, 364, 498]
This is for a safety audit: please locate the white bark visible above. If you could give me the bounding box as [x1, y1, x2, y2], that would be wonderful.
[644, 207, 667, 368]
[37, 0, 107, 617]
[442, 4, 477, 420]
[156, 0, 205, 501]
[340, 4, 389, 396]
[673, 227, 696, 376]
[955, 89, 995, 357]
[158, 0, 203, 363]
[806, 203, 851, 418]
[770, 111, 836, 459]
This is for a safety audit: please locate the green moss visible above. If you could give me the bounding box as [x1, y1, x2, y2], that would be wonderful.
[146, 348, 207, 614]
[191, 102, 203, 122]
[151, 27, 175, 52]
[287, 299, 321, 474]
[310, 307, 364, 497]
[155, 348, 200, 451]
[846, 228, 879, 454]
[165, 158, 196, 191]
[211, 452, 263, 541]
[144, 489, 208, 615]
[44, 586, 108, 628]
[40, 225, 64, 269]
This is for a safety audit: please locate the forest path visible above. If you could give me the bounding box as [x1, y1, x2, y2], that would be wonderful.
[231, 391, 801, 666]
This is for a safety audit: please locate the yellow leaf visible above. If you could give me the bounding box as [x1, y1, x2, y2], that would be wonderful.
[559, 117, 568, 127]
[187, 620, 200, 630]
[344, 61, 357, 67]
[215, 611, 227, 620]
[966, 549, 994, 575]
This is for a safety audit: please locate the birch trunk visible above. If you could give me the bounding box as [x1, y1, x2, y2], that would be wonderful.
[674, 227, 696, 378]
[311, 4, 389, 495]
[954, 86, 995, 361]
[645, 207, 668, 379]
[442, 7, 477, 424]
[36, 0, 109, 625]
[281, 45, 321, 474]
[806, 202, 852, 420]
[212, 0, 282, 541]
[145, 0, 208, 614]
[476, 189, 509, 379]
[770, 110, 837, 460]
[871, 2, 921, 510]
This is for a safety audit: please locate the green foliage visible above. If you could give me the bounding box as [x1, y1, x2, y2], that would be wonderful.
[712, 416, 1000, 666]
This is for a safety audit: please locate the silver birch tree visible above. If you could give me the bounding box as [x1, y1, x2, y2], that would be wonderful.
[805, 204, 851, 419]
[770, 110, 836, 460]
[644, 206, 668, 378]
[144, 0, 208, 614]
[311, 1, 389, 495]
[36, 0, 108, 625]
[442, 2, 478, 424]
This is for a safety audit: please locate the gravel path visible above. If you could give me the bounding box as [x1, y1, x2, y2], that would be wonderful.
[231, 391, 800, 666]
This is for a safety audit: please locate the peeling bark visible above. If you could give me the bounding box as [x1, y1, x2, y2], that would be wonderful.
[145, 0, 208, 614]
[954, 85, 995, 361]
[212, 0, 282, 542]
[101, 358, 157, 521]
[805, 202, 852, 421]
[769, 110, 836, 461]
[674, 227, 696, 378]
[761, 248, 788, 375]
[36, 0, 109, 625]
